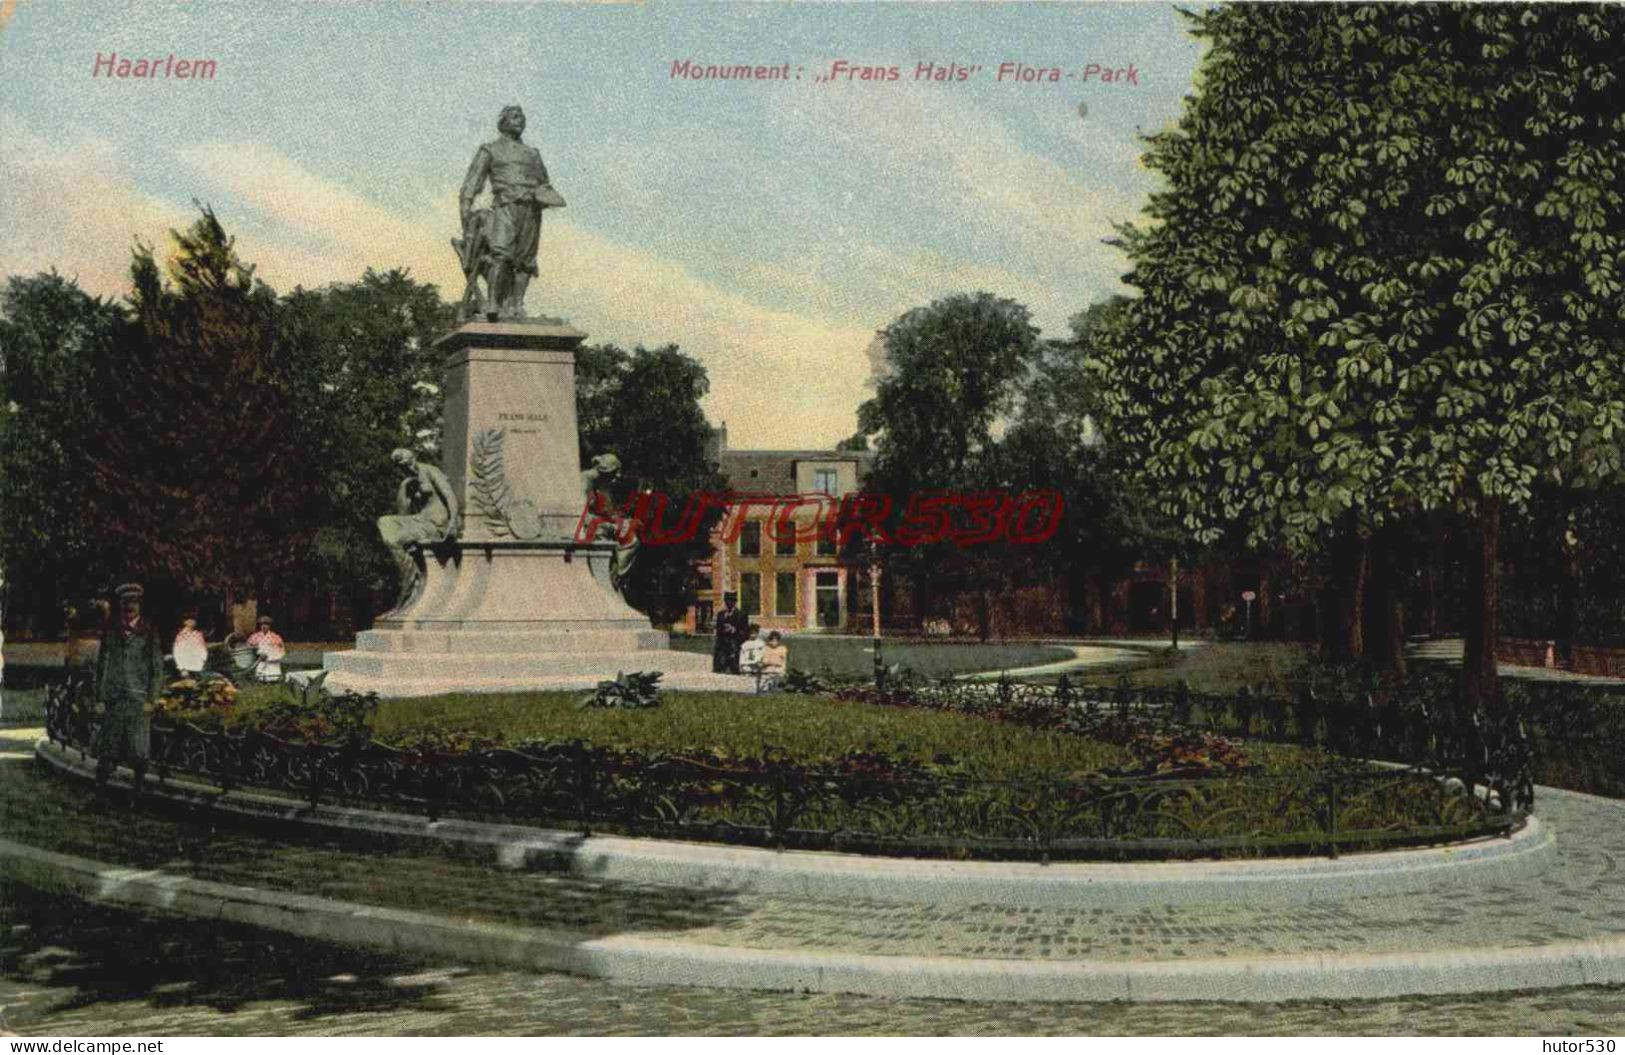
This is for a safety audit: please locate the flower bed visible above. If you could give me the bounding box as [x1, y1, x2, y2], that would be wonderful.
[43, 675, 1522, 861]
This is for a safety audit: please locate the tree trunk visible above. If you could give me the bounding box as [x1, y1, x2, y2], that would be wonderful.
[1462, 499, 1503, 715]
[1555, 529, 1579, 667]
[1319, 523, 1369, 664]
[1363, 524, 1407, 681]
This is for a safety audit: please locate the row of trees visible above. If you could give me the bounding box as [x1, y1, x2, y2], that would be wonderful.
[853, 6, 1625, 698]
[851, 291, 1157, 638]
[0, 209, 720, 638]
[1083, 4, 1625, 712]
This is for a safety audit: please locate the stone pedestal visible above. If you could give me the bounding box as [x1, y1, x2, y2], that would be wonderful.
[322, 320, 749, 697]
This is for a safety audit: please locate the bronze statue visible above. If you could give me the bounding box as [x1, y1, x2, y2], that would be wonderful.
[378, 448, 462, 611]
[581, 453, 640, 592]
[455, 105, 565, 321]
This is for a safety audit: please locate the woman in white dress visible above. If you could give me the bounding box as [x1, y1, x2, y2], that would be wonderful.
[171, 610, 209, 675]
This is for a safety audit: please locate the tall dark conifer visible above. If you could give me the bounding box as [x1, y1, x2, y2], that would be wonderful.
[92, 207, 303, 608]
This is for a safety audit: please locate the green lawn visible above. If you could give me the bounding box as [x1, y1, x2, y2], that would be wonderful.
[668, 635, 1073, 679]
[1, 686, 48, 725]
[1069, 642, 1323, 694]
[362, 690, 1134, 779]
[221, 684, 1333, 782]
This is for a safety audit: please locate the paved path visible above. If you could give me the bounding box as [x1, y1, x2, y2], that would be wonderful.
[961, 638, 1203, 682]
[961, 643, 1149, 681]
[1408, 639, 1625, 686]
[6, 724, 1625, 988]
[553, 788, 1622, 964]
[4, 882, 1625, 1036]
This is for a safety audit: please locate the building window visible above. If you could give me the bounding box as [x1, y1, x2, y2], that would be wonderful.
[815, 570, 841, 628]
[814, 468, 839, 495]
[775, 571, 796, 616]
[739, 520, 761, 556]
[740, 572, 761, 615]
[816, 532, 837, 556]
[774, 523, 796, 556]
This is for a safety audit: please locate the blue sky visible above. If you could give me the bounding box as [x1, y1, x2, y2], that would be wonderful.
[0, 1, 1204, 446]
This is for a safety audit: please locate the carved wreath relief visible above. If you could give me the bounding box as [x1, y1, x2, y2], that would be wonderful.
[468, 428, 545, 540]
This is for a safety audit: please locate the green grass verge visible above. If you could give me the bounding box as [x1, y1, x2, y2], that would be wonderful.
[668, 635, 1073, 679]
[228, 683, 1328, 781]
[2, 686, 49, 724]
[237, 686, 1134, 779]
[1069, 643, 1323, 694]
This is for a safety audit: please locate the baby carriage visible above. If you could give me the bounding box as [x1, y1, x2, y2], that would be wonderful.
[222, 632, 285, 683]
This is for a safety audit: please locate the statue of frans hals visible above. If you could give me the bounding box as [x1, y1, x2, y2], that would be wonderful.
[454, 105, 566, 322]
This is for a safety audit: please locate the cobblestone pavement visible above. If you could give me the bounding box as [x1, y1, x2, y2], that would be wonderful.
[7, 728, 1625, 966]
[645, 788, 1625, 961]
[4, 883, 1625, 1036]
[9, 725, 1625, 1031]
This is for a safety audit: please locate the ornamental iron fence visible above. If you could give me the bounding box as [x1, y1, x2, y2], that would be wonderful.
[43, 676, 1522, 862]
[849, 671, 1542, 806]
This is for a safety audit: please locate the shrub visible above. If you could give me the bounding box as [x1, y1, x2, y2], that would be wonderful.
[151, 674, 238, 719]
[778, 668, 829, 695]
[578, 670, 662, 710]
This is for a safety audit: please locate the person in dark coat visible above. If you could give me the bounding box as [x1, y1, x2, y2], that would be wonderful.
[93, 582, 164, 788]
[712, 591, 750, 674]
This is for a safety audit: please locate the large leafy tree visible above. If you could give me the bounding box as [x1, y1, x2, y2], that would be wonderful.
[855, 292, 1045, 633]
[276, 269, 456, 625]
[575, 343, 726, 625]
[90, 207, 303, 616]
[1092, 4, 1625, 709]
[995, 297, 1184, 635]
[860, 292, 1043, 494]
[0, 274, 124, 632]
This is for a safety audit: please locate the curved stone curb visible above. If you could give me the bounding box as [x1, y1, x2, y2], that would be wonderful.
[0, 835, 594, 978]
[36, 738, 1555, 908]
[579, 932, 1625, 1003]
[2, 832, 1621, 1004]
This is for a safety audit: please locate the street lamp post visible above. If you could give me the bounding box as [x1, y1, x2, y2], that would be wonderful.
[1169, 556, 1180, 652]
[870, 539, 884, 688]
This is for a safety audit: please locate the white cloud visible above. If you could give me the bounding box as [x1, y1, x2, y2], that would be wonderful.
[0, 116, 876, 447]
[0, 115, 189, 299]
[1, 91, 1145, 448]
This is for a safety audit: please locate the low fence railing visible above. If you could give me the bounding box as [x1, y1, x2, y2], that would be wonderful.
[43, 677, 1523, 862]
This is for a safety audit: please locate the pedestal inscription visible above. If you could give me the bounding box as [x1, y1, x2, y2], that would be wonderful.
[322, 320, 750, 696]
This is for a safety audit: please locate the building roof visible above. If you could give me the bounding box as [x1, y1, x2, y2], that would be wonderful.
[716, 447, 873, 491]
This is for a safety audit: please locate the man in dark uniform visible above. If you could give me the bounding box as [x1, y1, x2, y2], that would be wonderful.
[93, 582, 164, 790]
[457, 104, 565, 320]
[712, 591, 750, 674]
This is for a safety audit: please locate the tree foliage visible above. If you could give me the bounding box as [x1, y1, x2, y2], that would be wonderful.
[859, 292, 1042, 495]
[1091, 4, 1625, 693]
[90, 207, 303, 602]
[575, 342, 726, 625]
[276, 268, 456, 615]
[0, 273, 124, 629]
[1098, 4, 1625, 546]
